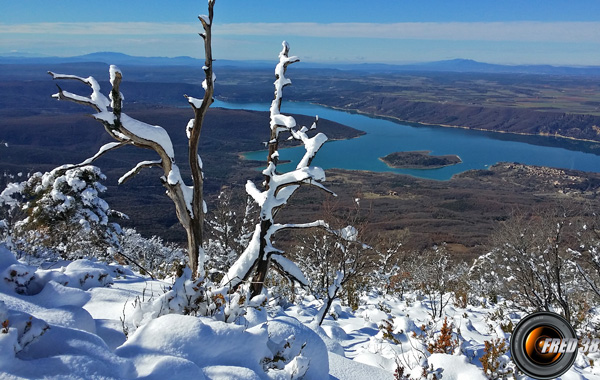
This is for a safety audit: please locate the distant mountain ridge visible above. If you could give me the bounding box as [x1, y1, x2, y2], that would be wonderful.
[1, 52, 600, 76]
[397, 58, 600, 76]
[0, 52, 273, 69]
[311, 59, 600, 76]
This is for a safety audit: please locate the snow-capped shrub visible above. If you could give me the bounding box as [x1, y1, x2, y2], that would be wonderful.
[1, 262, 38, 295]
[0, 244, 40, 294]
[4, 165, 124, 261]
[264, 269, 303, 310]
[205, 189, 257, 282]
[293, 217, 376, 325]
[1, 246, 114, 294]
[369, 229, 410, 295]
[205, 238, 239, 282]
[468, 252, 502, 306]
[379, 317, 401, 344]
[0, 181, 26, 252]
[123, 268, 257, 335]
[118, 228, 185, 279]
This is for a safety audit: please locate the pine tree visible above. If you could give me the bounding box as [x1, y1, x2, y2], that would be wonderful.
[7, 165, 123, 259]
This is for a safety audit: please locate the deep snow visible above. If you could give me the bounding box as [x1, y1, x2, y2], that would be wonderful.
[1, 245, 600, 379]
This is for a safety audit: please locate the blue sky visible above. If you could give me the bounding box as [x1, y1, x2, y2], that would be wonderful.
[2, 0, 600, 65]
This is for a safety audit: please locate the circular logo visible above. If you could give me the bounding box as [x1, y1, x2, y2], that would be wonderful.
[511, 311, 578, 379]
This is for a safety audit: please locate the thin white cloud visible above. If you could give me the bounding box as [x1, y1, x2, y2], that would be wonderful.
[1, 21, 599, 43]
[0, 22, 198, 35]
[216, 22, 600, 43]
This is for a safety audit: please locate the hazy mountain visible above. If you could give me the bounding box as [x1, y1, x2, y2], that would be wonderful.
[393, 59, 600, 76]
[302, 59, 600, 76]
[2, 52, 600, 76]
[0, 52, 273, 68]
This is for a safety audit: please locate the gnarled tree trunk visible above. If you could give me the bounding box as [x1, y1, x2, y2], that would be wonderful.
[49, 1, 216, 279]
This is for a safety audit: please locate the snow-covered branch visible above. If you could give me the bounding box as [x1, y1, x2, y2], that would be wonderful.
[50, 68, 177, 182]
[46, 142, 128, 174]
[270, 41, 299, 135]
[271, 254, 309, 287]
[83, 142, 126, 164]
[118, 160, 162, 185]
[289, 119, 327, 169]
[271, 220, 329, 234]
[49, 71, 110, 112]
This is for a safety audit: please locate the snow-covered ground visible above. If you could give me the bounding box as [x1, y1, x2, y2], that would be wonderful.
[1, 246, 599, 380]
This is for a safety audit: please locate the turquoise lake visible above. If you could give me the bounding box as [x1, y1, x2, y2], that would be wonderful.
[213, 99, 600, 181]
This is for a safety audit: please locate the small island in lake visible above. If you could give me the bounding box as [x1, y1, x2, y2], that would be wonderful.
[380, 150, 462, 169]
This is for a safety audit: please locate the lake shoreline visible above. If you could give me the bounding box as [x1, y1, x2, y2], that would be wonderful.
[311, 102, 600, 145]
[220, 99, 600, 181]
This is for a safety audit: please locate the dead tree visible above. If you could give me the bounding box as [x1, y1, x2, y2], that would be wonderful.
[48, 1, 216, 278]
[221, 42, 334, 297]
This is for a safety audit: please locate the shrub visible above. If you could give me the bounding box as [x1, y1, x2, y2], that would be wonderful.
[480, 338, 512, 379]
[427, 317, 459, 355]
[2, 166, 124, 261]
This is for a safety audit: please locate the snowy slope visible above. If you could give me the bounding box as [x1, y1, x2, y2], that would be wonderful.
[1, 245, 600, 380]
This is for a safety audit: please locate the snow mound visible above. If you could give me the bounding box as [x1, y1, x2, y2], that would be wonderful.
[61, 259, 114, 290]
[329, 352, 394, 380]
[0, 297, 132, 380]
[0, 244, 18, 271]
[322, 324, 349, 341]
[203, 365, 262, 380]
[1, 257, 115, 296]
[15, 324, 134, 378]
[316, 324, 347, 356]
[117, 313, 269, 378]
[428, 353, 487, 380]
[360, 305, 390, 325]
[28, 280, 91, 309]
[117, 314, 269, 371]
[116, 313, 329, 380]
[393, 315, 420, 335]
[266, 316, 329, 379]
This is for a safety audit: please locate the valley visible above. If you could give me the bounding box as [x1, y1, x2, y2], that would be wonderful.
[2, 61, 600, 260]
